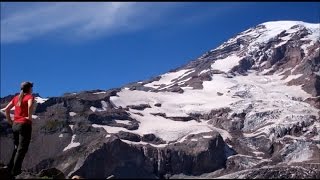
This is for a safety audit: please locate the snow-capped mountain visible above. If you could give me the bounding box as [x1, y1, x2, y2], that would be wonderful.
[0, 20, 319, 179]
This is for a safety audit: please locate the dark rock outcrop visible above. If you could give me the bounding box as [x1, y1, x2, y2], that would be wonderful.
[154, 103, 162, 107]
[141, 134, 166, 144]
[127, 104, 151, 110]
[116, 131, 141, 142]
[87, 109, 133, 125]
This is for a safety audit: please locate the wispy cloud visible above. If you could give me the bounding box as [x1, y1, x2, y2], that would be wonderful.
[0, 2, 240, 44]
[0, 2, 178, 43]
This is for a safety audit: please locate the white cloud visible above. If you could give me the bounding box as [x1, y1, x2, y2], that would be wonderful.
[0, 2, 179, 43]
[0, 2, 240, 43]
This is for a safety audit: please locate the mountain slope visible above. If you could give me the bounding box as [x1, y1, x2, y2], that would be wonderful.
[0, 20, 319, 179]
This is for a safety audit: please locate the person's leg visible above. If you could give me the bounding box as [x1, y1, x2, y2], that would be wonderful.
[11, 123, 32, 176]
[7, 123, 19, 172]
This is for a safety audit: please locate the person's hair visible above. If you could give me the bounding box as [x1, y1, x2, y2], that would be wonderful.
[17, 81, 33, 106]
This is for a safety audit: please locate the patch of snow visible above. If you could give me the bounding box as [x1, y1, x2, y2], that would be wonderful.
[260, 65, 274, 75]
[252, 151, 264, 156]
[158, 77, 192, 90]
[32, 115, 38, 119]
[93, 116, 213, 143]
[92, 91, 106, 95]
[59, 134, 63, 138]
[228, 154, 258, 159]
[92, 124, 127, 134]
[203, 135, 213, 139]
[176, 69, 195, 80]
[105, 134, 111, 138]
[284, 74, 303, 82]
[120, 139, 168, 148]
[69, 112, 77, 117]
[211, 54, 242, 72]
[35, 97, 48, 104]
[243, 132, 266, 138]
[144, 69, 192, 89]
[260, 61, 268, 67]
[101, 100, 108, 109]
[177, 77, 192, 85]
[181, 87, 194, 90]
[90, 106, 97, 112]
[176, 129, 216, 143]
[290, 65, 299, 74]
[114, 120, 131, 125]
[208, 126, 233, 140]
[131, 112, 214, 142]
[191, 138, 198, 141]
[256, 21, 303, 44]
[281, 135, 306, 141]
[199, 69, 210, 75]
[274, 40, 288, 48]
[63, 135, 80, 151]
[90, 100, 108, 112]
[113, 75, 238, 117]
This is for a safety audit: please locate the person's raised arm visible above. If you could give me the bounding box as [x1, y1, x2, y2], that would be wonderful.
[27, 99, 34, 121]
[3, 101, 14, 125]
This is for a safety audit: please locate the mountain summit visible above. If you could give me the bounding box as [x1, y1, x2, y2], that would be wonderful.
[1, 20, 319, 179]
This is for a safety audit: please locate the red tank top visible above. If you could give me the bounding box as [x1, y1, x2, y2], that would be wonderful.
[11, 94, 34, 124]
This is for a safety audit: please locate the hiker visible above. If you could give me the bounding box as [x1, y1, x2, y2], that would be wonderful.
[2, 82, 35, 176]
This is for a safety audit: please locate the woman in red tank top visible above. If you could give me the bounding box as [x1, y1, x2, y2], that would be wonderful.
[2, 81, 35, 176]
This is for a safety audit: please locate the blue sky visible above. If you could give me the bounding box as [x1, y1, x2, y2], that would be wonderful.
[1, 2, 319, 98]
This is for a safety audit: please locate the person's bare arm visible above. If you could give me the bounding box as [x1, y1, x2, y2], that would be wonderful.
[26, 99, 34, 121]
[3, 101, 14, 125]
